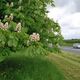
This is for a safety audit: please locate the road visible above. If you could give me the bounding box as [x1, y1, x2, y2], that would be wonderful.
[60, 46, 80, 54]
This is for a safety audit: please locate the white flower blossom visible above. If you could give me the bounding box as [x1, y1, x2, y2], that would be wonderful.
[54, 32, 58, 36]
[5, 15, 8, 19]
[30, 33, 40, 42]
[15, 22, 22, 32]
[46, 39, 48, 41]
[0, 22, 8, 30]
[0, 21, 4, 29]
[36, 33, 40, 41]
[10, 2, 14, 7]
[9, 13, 13, 21]
[4, 22, 8, 30]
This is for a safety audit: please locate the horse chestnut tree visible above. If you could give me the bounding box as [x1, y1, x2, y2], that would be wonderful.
[0, 0, 63, 55]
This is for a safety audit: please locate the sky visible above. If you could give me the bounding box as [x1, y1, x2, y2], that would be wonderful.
[47, 0, 80, 39]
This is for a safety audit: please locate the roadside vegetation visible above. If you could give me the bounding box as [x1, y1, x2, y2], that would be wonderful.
[48, 51, 80, 80]
[0, 0, 80, 80]
[0, 49, 80, 80]
[62, 39, 80, 46]
[0, 49, 66, 80]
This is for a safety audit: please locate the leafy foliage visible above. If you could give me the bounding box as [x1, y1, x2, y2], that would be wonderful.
[0, 29, 28, 52]
[0, 0, 63, 56]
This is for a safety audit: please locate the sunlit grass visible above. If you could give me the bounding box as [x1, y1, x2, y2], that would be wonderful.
[48, 52, 80, 80]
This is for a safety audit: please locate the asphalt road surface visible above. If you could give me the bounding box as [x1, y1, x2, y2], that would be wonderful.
[61, 46, 80, 55]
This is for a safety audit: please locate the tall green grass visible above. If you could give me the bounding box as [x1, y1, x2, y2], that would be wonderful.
[0, 56, 65, 80]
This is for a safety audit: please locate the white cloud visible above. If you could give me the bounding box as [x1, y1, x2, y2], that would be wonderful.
[60, 12, 80, 29]
[47, 0, 80, 39]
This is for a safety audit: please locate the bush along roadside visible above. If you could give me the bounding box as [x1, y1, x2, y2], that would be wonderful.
[0, 0, 63, 57]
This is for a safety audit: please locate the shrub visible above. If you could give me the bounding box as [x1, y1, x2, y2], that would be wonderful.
[0, 0, 63, 56]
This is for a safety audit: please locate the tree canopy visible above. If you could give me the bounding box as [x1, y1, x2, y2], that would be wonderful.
[0, 0, 63, 55]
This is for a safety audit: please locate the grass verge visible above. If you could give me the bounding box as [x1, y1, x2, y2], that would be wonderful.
[48, 52, 80, 80]
[0, 55, 65, 80]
